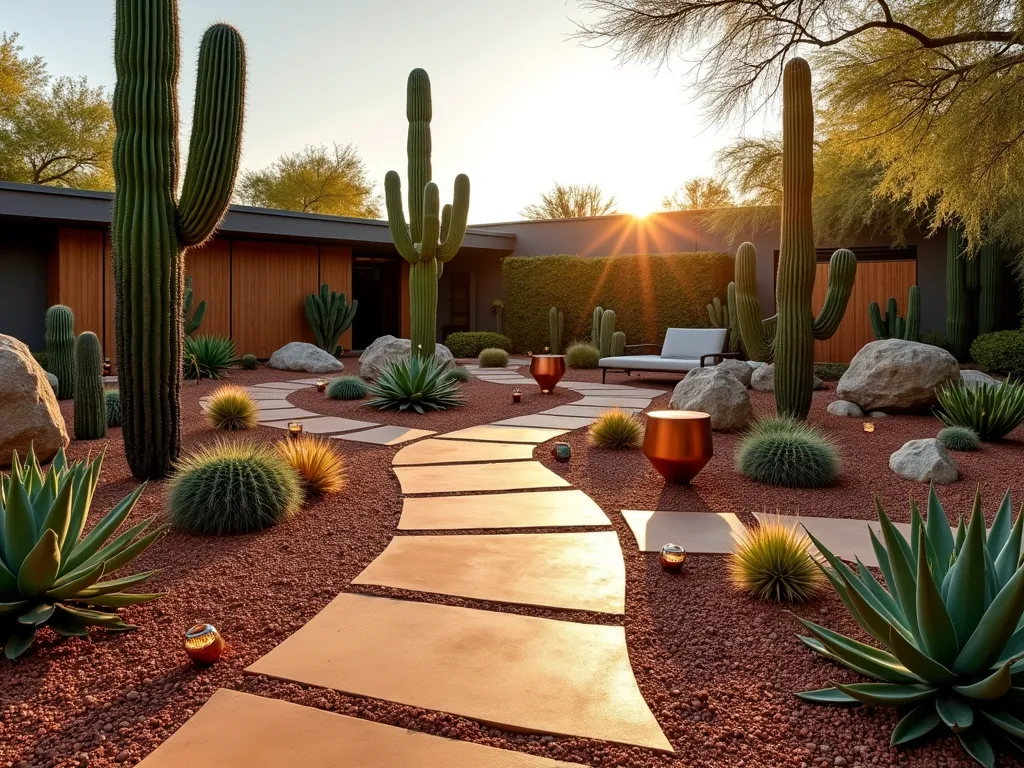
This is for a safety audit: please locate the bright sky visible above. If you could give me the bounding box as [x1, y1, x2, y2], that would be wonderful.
[4, 0, 764, 223]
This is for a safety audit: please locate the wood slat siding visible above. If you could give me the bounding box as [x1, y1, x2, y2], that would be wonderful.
[319, 245, 354, 352]
[53, 228, 105, 342]
[231, 240, 319, 358]
[184, 239, 232, 338]
[812, 259, 917, 363]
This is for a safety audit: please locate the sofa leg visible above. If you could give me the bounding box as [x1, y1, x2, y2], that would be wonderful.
[602, 369, 606, 384]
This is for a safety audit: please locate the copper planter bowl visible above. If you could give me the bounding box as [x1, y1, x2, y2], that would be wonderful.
[643, 410, 713, 484]
[530, 354, 566, 393]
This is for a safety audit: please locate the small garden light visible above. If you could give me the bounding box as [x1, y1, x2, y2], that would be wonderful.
[552, 442, 571, 462]
[103, 357, 112, 376]
[863, 422, 875, 433]
[660, 543, 687, 573]
[184, 623, 225, 666]
[315, 378, 328, 393]
[288, 421, 303, 439]
[512, 389, 522, 404]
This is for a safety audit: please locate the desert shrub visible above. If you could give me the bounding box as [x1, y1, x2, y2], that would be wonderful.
[367, 355, 465, 413]
[168, 441, 302, 534]
[447, 366, 471, 383]
[566, 342, 601, 369]
[478, 348, 509, 368]
[205, 385, 258, 430]
[728, 518, 823, 603]
[936, 425, 979, 451]
[277, 435, 346, 496]
[183, 335, 236, 380]
[736, 417, 840, 488]
[921, 330, 954, 355]
[327, 375, 368, 400]
[106, 389, 122, 427]
[31, 351, 48, 370]
[813, 362, 848, 381]
[444, 331, 513, 358]
[503, 251, 731, 352]
[936, 378, 1024, 441]
[240, 353, 259, 370]
[588, 408, 644, 449]
[971, 330, 1024, 380]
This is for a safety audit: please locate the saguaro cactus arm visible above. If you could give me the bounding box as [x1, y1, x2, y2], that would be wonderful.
[811, 249, 857, 340]
[437, 174, 470, 261]
[176, 24, 246, 247]
[384, 172, 418, 262]
[733, 242, 776, 362]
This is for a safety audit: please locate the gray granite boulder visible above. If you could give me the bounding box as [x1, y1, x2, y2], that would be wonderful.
[268, 342, 344, 374]
[961, 369, 998, 388]
[750, 363, 823, 393]
[889, 438, 958, 485]
[716, 358, 754, 388]
[46, 372, 58, 391]
[0, 334, 68, 467]
[669, 366, 753, 431]
[826, 399, 864, 417]
[358, 335, 455, 380]
[837, 339, 959, 411]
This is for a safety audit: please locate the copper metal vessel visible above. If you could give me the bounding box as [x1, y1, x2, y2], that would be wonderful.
[530, 354, 566, 393]
[642, 410, 713, 484]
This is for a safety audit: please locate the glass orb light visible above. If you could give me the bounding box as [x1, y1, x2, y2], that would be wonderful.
[287, 421, 303, 439]
[184, 623, 225, 666]
[315, 378, 328, 393]
[660, 543, 687, 572]
[102, 358, 112, 376]
[512, 389, 522, 404]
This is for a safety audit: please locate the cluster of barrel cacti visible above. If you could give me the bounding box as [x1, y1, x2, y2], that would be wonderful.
[733, 58, 857, 420]
[946, 229, 1003, 360]
[869, 286, 920, 341]
[591, 306, 625, 357]
[707, 285, 741, 352]
[45, 305, 75, 400]
[385, 68, 470, 358]
[112, 0, 246, 480]
[548, 307, 564, 354]
[305, 283, 358, 356]
[183, 275, 207, 336]
[73, 332, 107, 440]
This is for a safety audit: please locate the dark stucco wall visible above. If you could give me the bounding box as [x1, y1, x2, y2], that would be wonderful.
[0, 224, 52, 351]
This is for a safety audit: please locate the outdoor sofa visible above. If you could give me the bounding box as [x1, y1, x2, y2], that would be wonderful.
[598, 327, 737, 383]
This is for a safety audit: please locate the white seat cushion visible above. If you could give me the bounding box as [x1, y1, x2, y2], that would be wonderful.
[599, 355, 701, 372]
[660, 328, 727, 360]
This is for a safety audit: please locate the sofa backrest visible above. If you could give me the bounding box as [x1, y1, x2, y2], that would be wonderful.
[661, 328, 728, 360]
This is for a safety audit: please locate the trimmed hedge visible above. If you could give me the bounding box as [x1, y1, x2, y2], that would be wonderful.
[503, 252, 732, 353]
[444, 331, 513, 358]
[971, 330, 1024, 380]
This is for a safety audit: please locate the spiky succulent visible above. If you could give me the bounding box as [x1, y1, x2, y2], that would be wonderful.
[183, 335, 237, 380]
[326, 376, 368, 400]
[367, 355, 464, 414]
[0, 447, 166, 660]
[797, 487, 1024, 768]
[936, 378, 1024, 442]
[938, 426, 980, 452]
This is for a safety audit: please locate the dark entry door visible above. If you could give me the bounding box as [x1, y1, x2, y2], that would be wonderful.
[352, 257, 401, 350]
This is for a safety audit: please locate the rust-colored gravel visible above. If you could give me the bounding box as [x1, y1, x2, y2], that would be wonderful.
[1, 360, 1020, 768]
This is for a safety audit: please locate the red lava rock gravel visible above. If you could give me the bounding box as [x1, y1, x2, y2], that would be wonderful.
[0, 361, 1018, 768]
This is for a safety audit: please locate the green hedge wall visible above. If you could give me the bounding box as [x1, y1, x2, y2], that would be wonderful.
[502, 252, 733, 352]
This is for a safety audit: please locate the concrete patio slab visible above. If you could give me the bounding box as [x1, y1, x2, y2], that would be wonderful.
[332, 425, 435, 446]
[245, 594, 672, 751]
[250, 400, 294, 410]
[393, 438, 535, 466]
[394, 461, 569, 494]
[398, 489, 611, 530]
[262, 415, 378, 434]
[256, 407, 319, 422]
[540, 405, 643, 418]
[493, 414, 596, 430]
[135, 689, 576, 768]
[438, 425, 570, 444]
[754, 513, 912, 569]
[249, 381, 312, 391]
[352, 532, 625, 613]
[573, 396, 655, 408]
[622, 510, 747, 554]
[244, 388, 300, 400]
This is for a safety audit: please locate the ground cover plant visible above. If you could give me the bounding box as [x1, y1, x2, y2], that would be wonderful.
[447, 366, 471, 383]
[588, 408, 644, 448]
[566, 341, 601, 369]
[205, 385, 258, 430]
[444, 331, 512, 358]
[478, 348, 509, 368]
[277, 435, 345, 497]
[736, 417, 840, 487]
[936, 378, 1024, 442]
[327, 375, 368, 400]
[728, 518, 822, 602]
[183, 335, 237, 380]
[366, 355, 465, 413]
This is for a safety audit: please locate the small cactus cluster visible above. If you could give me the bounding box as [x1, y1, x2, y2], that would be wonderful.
[183, 274, 207, 336]
[326, 376, 368, 400]
[73, 332, 107, 440]
[707, 285, 741, 353]
[869, 286, 920, 341]
[548, 307, 564, 354]
[305, 283, 358, 356]
[45, 305, 75, 400]
[592, 306, 625, 357]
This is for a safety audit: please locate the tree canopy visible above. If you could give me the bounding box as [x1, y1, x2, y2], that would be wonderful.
[0, 33, 114, 190]
[661, 176, 734, 210]
[237, 143, 382, 219]
[520, 182, 618, 219]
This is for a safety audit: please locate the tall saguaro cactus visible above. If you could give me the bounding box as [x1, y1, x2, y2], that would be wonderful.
[733, 58, 857, 420]
[112, 0, 245, 480]
[946, 229, 1003, 359]
[385, 69, 470, 357]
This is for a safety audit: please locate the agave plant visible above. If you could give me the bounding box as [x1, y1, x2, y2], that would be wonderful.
[935, 378, 1024, 442]
[1, 447, 167, 660]
[183, 334, 237, 380]
[797, 487, 1024, 767]
[366, 355, 464, 413]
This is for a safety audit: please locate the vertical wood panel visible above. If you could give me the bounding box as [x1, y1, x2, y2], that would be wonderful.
[400, 260, 411, 338]
[812, 260, 917, 363]
[319, 245, 354, 352]
[183, 238, 232, 338]
[104, 233, 115, 367]
[231, 240, 318, 358]
[56, 228, 105, 341]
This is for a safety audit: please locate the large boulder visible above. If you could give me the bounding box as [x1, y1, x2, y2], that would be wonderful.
[358, 335, 455, 380]
[716, 358, 754, 388]
[0, 334, 69, 467]
[750, 363, 823, 393]
[889, 438, 959, 485]
[837, 339, 959, 411]
[961, 369, 998, 388]
[268, 342, 344, 374]
[669, 366, 753, 431]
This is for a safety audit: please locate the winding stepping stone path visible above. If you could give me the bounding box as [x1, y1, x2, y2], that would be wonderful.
[439, 424, 570, 443]
[394, 461, 570, 494]
[397, 489, 610, 530]
[394, 438, 536, 465]
[623, 510, 747, 554]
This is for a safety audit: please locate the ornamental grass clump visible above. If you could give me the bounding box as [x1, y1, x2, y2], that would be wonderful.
[0, 446, 167, 660]
[367, 355, 464, 413]
[736, 417, 840, 488]
[566, 342, 601, 369]
[478, 348, 509, 368]
[588, 408, 644, 449]
[797, 487, 1024, 768]
[183, 335, 237, 380]
[168, 441, 302, 535]
[277, 435, 345, 497]
[936, 379, 1024, 442]
[938, 425, 980, 452]
[205, 385, 258, 431]
[326, 375, 368, 400]
[728, 518, 823, 603]
[447, 366, 471, 383]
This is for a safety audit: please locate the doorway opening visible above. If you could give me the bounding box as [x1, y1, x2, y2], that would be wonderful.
[352, 256, 401, 350]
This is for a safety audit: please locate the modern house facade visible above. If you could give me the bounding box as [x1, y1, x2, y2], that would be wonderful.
[1, 181, 1018, 364]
